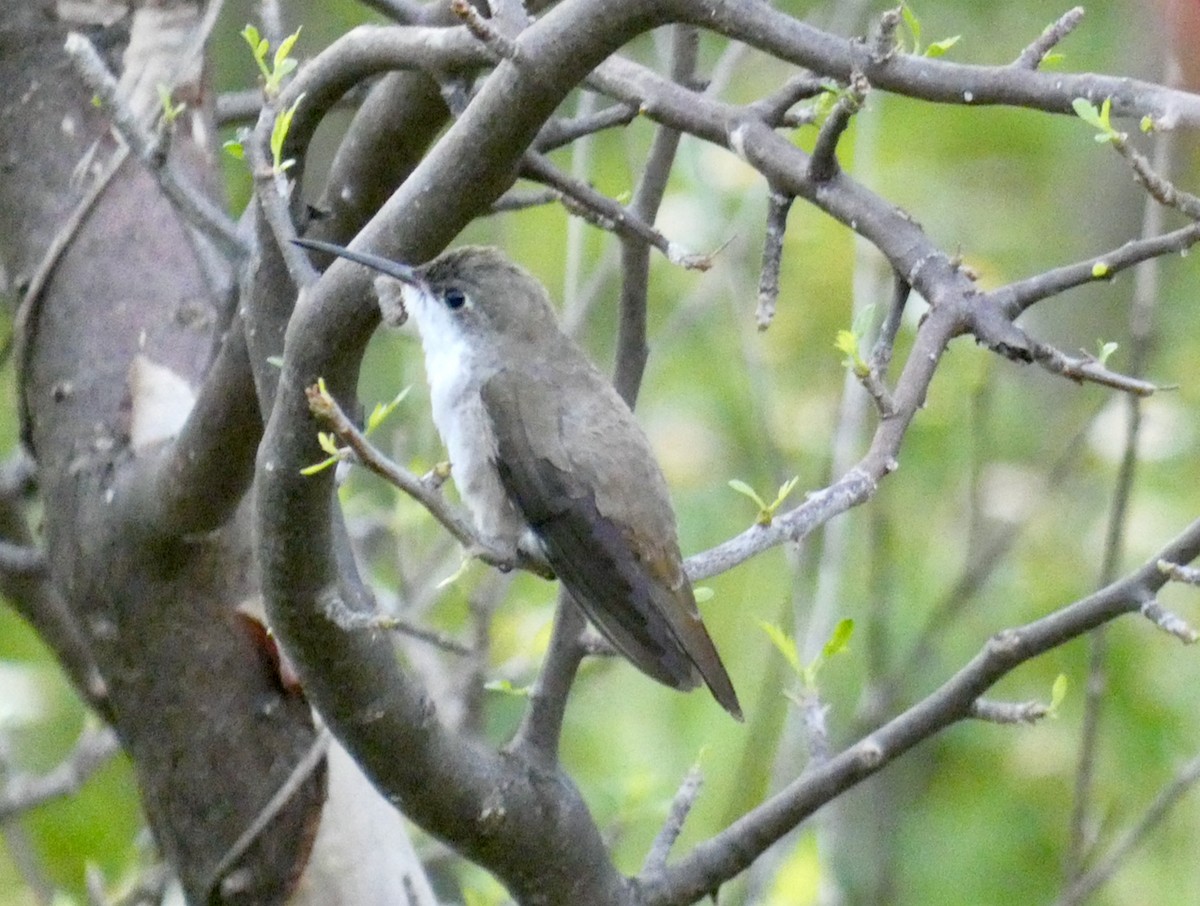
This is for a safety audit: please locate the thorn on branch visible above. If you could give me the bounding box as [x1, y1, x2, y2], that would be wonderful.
[808, 72, 868, 183]
[1140, 599, 1199, 644]
[969, 697, 1049, 724]
[756, 189, 793, 330]
[1012, 7, 1085, 70]
[451, 0, 520, 63]
[1159, 559, 1200, 586]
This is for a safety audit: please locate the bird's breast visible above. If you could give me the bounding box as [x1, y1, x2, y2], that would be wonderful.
[420, 336, 525, 547]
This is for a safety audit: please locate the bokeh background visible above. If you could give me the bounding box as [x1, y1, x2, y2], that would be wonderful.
[3, 1, 1198, 903]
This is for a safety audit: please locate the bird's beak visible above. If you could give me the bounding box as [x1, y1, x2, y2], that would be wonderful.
[292, 237, 422, 286]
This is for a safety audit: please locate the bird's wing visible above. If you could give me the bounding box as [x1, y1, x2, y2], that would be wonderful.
[480, 369, 741, 717]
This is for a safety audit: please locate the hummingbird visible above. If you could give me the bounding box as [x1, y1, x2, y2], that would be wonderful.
[294, 237, 742, 719]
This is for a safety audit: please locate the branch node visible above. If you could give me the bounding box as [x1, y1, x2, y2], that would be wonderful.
[969, 697, 1049, 724]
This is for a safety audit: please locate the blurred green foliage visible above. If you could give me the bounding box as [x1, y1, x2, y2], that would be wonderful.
[5, 1, 1200, 904]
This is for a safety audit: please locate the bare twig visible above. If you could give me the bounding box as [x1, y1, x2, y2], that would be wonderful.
[643, 763, 705, 875]
[1012, 7, 1085, 70]
[994, 223, 1200, 318]
[63, 33, 246, 259]
[536, 102, 640, 152]
[488, 188, 560, 213]
[867, 275, 910, 379]
[521, 152, 713, 270]
[1027, 340, 1159, 396]
[807, 72, 867, 183]
[508, 593, 587, 766]
[206, 728, 332, 899]
[1159, 559, 1200, 586]
[1058, 752, 1200, 906]
[1139, 599, 1198, 643]
[0, 727, 120, 820]
[451, 0, 521, 61]
[756, 189, 793, 330]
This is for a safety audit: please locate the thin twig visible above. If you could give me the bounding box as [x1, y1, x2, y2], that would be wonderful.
[451, 0, 520, 62]
[0, 727, 120, 820]
[306, 383, 552, 579]
[535, 102, 639, 152]
[994, 223, 1200, 318]
[1012, 7, 1086, 70]
[508, 593, 587, 766]
[521, 152, 713, 270]
[63, 33, 246, 259]
[756, 189, 793, 330]
[1139, 599, 1198, 643]
[1158, 559, 1200, 586]
[1058, 752, 1200, 905]
[1027, 340, 1160, 396]
[206, 728, 331, 898]
[643, 763, 705, 874]
[807, 72, 867, 183]
[248, 106, 318, 288]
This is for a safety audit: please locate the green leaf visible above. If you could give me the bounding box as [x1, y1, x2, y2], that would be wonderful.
[366, 386, 411, 434]
[728, 478, 768, 511]
[1049, 673, 1069, 712]
[1097, 340, 1118, 365]
[821, 618, 855, 659]
[274, 27, 302, 69]
[485, 679, 531, 697]
[901, 3, 921, 52]
[222, 139, 245, 160]
[834, 329, 869, 377]
[850, 302, 877, 340]
[693, 586, 715, 603]
[1071, 97, 1104, 128]
[1042, 52, 1065, 67]
[759, 621, 802, 677]
[924, 35, 960, 58]
[1140, 115, 1155, 134]
[300, 455, 339, 476]
[270, 93, 305, 174]
[1091, 261, 1110, 278]
[317, 431, 341, 457]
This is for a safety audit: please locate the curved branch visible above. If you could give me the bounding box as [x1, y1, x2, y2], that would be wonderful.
[648, 518, 1200, 904]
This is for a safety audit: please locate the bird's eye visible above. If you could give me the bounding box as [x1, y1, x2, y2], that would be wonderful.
[443, 287, 466, 310]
